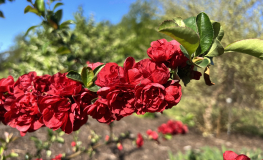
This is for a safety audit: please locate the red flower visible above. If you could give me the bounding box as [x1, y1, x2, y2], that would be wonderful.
[117, 143, 123, 151]
[71, 141, 76, 147]
[47, 72, 82, 97]
[147, 39, 178, 63]
[135, 83, 167, 115]
[0, 76, 14, 124]
[4, 93, 43, 136]
[223, 151, 251, 160]
[38, 96, 75, 133]
[146, 129, 158, 140]
[164, 80, 182, 109]
[95, 63, 125, 87]
[105, 135, 110, 141]
[127, 59, 170, 85]
[33, 74, 51, 93]
[85, 97, 115, 124]
[86, 61, 104, 70]
[13, 72, 37, 98]
[158, 120, 188, 136]
[136, 133, 144, 148]
[52, 154, 63, 160]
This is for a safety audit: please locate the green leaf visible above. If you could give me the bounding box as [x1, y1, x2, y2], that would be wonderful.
[54, 9, 62, 24]
[159, 27, 199, 55]
[57, 46, 71, 54]
[88, 84, 101, 92]
[24, 5, 40, 15]
[53, 2, 63, 11]
[158, 20, 178, 31]
[0, 10, 4, 18]
[179, 45, 190, 60]
[225, 39, 263, 60]
[183, 16, 198, 33]
[66, 71, 83, 83]
[212, 21, 224, 41]
[194, 57, 210, 68]
[24, 25, 39, 36]
[34, 0, 45, 14]
[173, 17, 185, 27]
[195, 12, 214, 56]
[81, 67, 94, 88]
[92, 64, 105, 81]
[205, 39, 224, 57]
[60, 20, 74, 29]
[0, 147, 4, 155]
[164, 134, 173, 140]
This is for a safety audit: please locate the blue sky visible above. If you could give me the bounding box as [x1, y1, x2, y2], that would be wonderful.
[0, 0, 136, 52]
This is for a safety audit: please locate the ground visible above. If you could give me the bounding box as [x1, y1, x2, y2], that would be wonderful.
[1, 115, 263, 160]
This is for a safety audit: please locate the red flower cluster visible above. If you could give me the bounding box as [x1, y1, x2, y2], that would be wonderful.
[85, 56, 182, 123]
[0, 39, 189, 136]
[147, 39, 202, 81]
[0, 72, 96, 136]
[158, 120, 188, 136]
[223, 151, 253, 160]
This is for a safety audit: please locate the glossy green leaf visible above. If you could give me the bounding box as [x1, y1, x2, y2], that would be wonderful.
[57, 46, 70, 54]
[196, 12, 214, 56]
[81, 67, 94, 88]
[53, 2, 63, 11]
[66, 71, 83, 83]
[24, 25, 39, 36]
[88, 84, 101, 92]
[159, 27, 199, 55]
[179, 45, 190, 60]
[194, 57, 210, 68]
[54, 9, 62, 24]
[24, 5, 40, 15]
[206, 39, 224, 57]
[183, 16, 198, 33]
[225, 39, 263, 60]
[212, 21, 224, 41]
[92, 64, 105, 81]
[0, 10, 4, 18]
[34, 0, 45, 13]
[173, 17, 185, 27]
[158, 20, 178, 31]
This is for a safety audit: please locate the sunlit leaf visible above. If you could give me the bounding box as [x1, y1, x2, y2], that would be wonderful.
[92, 64, 105, 81]
[195, 12, 214, 56]
[81, 67, 94, 88]
[34, 0, 45, 14]
[173, 17, 185, 27]
[205, 39, 224, 57]
[225, 39, 263, 60]
[24, 5, 40, 15]
[158, 27, 199, 55]
[158, 20, 178, 31]
[194, 57, 210, 68]
[183, 16, 198, 33]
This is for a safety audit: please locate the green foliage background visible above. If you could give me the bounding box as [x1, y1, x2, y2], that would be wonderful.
[1, 0, 263, 136]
